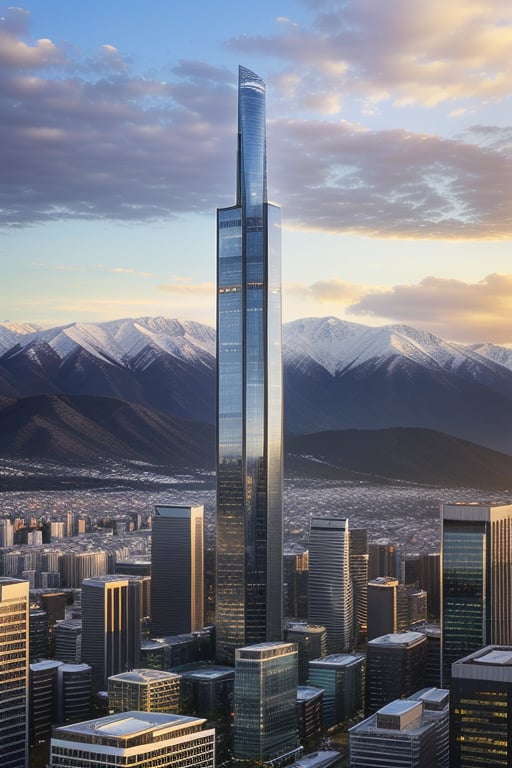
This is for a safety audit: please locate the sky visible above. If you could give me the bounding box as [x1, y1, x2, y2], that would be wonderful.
[1, 0, 511, 345]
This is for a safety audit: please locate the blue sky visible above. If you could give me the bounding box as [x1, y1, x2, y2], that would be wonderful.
[1, 0, 511, 344]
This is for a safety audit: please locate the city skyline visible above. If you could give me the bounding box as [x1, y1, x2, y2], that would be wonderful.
[0, 1, 511, 345]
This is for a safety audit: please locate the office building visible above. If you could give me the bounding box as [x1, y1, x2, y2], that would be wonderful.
[151, 504, 204, 636]
[308, 517, 353, 653]
[29, 659, 62, 745]
[307, 654, 365, 728]
[0, 517, 14, 546]
[296, 686, 324, 747]
[49, 711, 215, 768]
[368, 540, 397, 580]
[81, 575, 142, 690]
[216, 66, 283, 663]
[29, 607, 49, 660]
[350, 528, 369, 643]
[234, 642, 300, 762]
[410, 688, 450, 768]
[285, 621, 327, 684]
[349, 698, 446, 768]
[441, 502, 512, 683]
[108, 668, 181, 714]
[56, 663, 92, 724]
[417, 624, 441, 687]
[61, 550, 107, 588]
[180, 666, 234, 719]
[450, 645, 512, 767]
[54, 618, 82, 662]
[367, 577, 398, 641]
[366, 632, 426, 714]
[0, 577, 29, 768]
[419, 552, 440, 620]
[284, 548, 309, 620]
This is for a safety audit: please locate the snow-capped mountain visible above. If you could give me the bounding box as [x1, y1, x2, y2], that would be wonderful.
[1, 315, 511, 454]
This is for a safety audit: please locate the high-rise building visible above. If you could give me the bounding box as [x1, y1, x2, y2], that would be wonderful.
[308, 517, 353, 653]
[215, 66, 283, 663]
[81, 575, 142, 690]
[368, 540, 397, 580]
[450, 645, 512, 767]
[56, 663, 92, 725]
[441, 502, 512, 684]
[367, 577, 398, 641]
[365, 632, 426, 715]
[296, 686, 324, 747]
[419, 552, 440, 620]
[349, 528, 368, 644]
[285, 621, 327, 684]
[49, 711, 215, 768]
[0, 577, 29, 768]
[54, 618, 82, 663]
[349, 697, 448, 768]
[151, 504, 204, 636]
[233, 642, 300, 762]
[307, 653, 365, 728]
[29, 660, 62, 745]
[180, 666, 234, 719]
[108, 669, 181, 714]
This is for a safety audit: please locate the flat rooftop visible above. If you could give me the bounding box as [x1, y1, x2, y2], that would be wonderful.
[55, 711, 204, 739]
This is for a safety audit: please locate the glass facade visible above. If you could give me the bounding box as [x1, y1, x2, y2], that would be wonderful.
[234, 642, 299, 760]
[216, 67, 283, 663]
[441, 504, 512, 684]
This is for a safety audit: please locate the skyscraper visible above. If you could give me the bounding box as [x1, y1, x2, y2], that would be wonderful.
[441, 502, 512, 684]
[233, 642, 300, 762]
[0, 577, 29, 768]
[216, 66, 283, 663]
[81, 575, 142, 690]
[151, 504, 204, 636]
[308, 516, 353, 653]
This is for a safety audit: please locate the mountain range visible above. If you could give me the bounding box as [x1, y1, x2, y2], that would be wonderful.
[0, 316, 511, 484]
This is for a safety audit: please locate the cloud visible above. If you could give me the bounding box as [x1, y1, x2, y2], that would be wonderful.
[229, 0, 512, 108]
[287, 278, 366, 304]
[0, 6, 510, 241]
[348, 272, 512, 343]
[158, 281, 214, 296]
[111, 267, 153, 277]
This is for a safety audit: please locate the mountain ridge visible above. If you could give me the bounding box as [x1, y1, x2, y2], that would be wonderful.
[1, 315, 511, 454]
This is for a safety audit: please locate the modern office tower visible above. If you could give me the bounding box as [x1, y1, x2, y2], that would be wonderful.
[61, 550, 108, 587]
[308, 517, 353, 653]
[54, 619, 82, 662]
[29, 660, 62, 745]
[151, 504, 204, 636]
[349, 528, 368, 643]
[0, 577, 29, 768]
[368, 540, 397, 580]
[349, 697, 447, 768]
[419, 552, 440, 620]
[285, 621, 327, 683]
[49, 711, 216, 768]
[296, 686, 324, 747]
[441, 502, 512, 684]
[216, 66, 283, 664]
[365, 632, 427, 715]
[108, 669, 181, 714]
[56, 663, 92, 724]
[402, 554, 420, 584]
[30, 608, 49, 661]
[283, 548, 309, 620]
[417, 625, 441, 687]
[367, 577, 398, 641]
[180, 666, 234, 718]
[410, 688, 450, 768]
[450, 645, 512, 767]
[402, 587, 427, 629]
[0, 517, 14, 546]
[81, 575, 142, 690]
[233, 642, 300, 762]
[307, 653, 365, 728]
[40, 571, 61, 588]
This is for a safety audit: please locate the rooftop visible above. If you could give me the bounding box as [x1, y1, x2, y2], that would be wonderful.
[55, 711, 205, 740]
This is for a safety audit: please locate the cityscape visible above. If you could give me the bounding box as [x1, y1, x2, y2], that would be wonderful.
[1, 4, 512, 768]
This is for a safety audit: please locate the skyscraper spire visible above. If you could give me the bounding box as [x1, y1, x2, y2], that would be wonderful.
[215, 67, 283, 664]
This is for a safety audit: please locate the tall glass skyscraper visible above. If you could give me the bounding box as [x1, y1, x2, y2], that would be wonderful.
[216, 66, 283, 664]
[441, 502, 512, 685]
